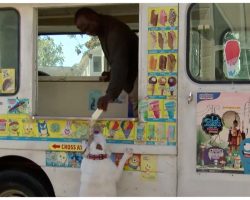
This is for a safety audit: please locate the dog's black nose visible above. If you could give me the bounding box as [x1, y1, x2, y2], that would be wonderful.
[96, 144, 103, 150]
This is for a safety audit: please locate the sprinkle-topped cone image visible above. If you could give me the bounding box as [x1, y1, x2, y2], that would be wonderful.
[223, 32, 241, 78]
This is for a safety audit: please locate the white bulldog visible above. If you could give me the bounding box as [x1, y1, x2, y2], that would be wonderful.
[79, 127, 133, 197]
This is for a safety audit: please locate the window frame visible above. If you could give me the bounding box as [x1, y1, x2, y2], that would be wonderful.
[0, 7, 20, 96]
[186, 3, 250, 84]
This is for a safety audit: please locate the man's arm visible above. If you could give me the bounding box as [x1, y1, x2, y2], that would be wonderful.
[105, 31, 130, 100]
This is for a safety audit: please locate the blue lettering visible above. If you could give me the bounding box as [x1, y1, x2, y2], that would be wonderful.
[203, 116, 222, 128]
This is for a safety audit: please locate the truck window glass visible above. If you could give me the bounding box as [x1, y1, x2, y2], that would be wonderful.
[0, 9, 19, 95]
[188, 3, 250, 83]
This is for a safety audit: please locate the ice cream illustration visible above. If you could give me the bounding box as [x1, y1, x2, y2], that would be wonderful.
[149, 100, 160, 119]
[121, 121, 134, 139]
[158, 32, 164, 49]
[169, 8, 176, 26]
[150, 9, 158, 26]
[107, 121, 120, 138]
[149, 55, 157, 71]
[159, 9, 167, 26]
[223, 32, 241, 78]
[168, 31, 176, 49]
[150, 31, 157, 49]
[167, 76, 177, 96]
[159, 55, 167, 71]
[167, 54, 176, 72]
[148, 76, 157, 95]
[158, 77, 167, 95]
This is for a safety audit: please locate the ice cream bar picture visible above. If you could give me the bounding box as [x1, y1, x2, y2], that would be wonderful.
[158, 32, 164, 49]
[224, 39, 240, 78]
[167, 54, 176, 72]
[159, 9, 167, 26]
[159, 55, 167, 71]
[149, 55, 157, 71]
[168, 31, 176, 49]
[169, 8, 177, 26]
[148, 76, 157, 96]
[150, 9, 158, 26]
[150, 31, 157, 49]
[149, 100, 160, 119]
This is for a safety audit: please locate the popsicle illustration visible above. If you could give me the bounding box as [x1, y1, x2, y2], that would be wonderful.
[159, 55, 167, 71]
[159, 9, 167, 26]
[149, 100, 160, 119]
[149, 55, 157, 71]
[168, 31, 176, 49]
[150, 31, 157, 49]
[150, 9, 158, 26]
[158, 32, 164, 49]
[167, 54, 176, 72]
[169, 8, 177, 26]
[224, 38, 240, 78]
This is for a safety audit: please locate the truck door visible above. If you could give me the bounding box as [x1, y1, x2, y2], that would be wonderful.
[178, 3, 250, 196]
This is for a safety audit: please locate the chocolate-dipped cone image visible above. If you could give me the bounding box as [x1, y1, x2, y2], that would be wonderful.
[148, 76, 157, 95]
[167, 76, 177, 96]
[158, 77, 167, 95]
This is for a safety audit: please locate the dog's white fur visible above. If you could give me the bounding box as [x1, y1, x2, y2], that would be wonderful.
[79, 132, 133, 196]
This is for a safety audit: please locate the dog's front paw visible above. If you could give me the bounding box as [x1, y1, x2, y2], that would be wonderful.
[124, 148, 133, 159]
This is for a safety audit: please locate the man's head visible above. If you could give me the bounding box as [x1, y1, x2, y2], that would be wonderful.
[74, 7, 101, 36]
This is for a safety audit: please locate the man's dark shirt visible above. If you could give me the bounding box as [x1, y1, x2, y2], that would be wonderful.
[98, 15, 138, 100]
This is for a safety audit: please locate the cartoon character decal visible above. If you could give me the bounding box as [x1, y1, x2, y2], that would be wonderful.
[62, 121, 72, 136]
[68, 152, 83, 168]
[38, 120, 49, 137]
[204, 147, 226, 166]
[240, 138, 250, 174]
[8, 120, 19, 136]
[57, 152, 68, 166]
[127, 154, 141, 170]
[23, 121, 34, 136]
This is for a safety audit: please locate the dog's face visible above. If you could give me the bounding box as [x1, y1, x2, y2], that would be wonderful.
[89, 133, 106, 155]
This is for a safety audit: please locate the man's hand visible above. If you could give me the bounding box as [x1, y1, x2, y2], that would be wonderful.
[97, 95, 112, 111]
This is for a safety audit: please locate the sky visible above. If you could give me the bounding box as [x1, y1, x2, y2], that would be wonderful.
[48, 34, 90, 67]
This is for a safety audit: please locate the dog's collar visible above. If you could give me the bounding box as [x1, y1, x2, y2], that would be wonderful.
[87, 154, 108, 160]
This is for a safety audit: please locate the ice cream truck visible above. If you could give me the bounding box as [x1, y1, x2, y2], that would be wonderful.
[1, 2, 250, 197]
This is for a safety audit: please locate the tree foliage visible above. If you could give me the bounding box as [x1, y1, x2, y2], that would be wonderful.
[85, 36, 100, 50]
[38, 36, 64, 67]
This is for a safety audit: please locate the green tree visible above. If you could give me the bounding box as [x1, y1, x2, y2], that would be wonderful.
[38, 36, 64, 67]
